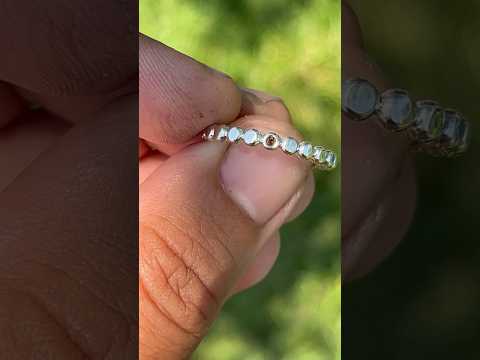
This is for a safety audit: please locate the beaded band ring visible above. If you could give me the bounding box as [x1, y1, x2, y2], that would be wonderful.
[342, 78, 470, 157]
[202, 125, 337, 170]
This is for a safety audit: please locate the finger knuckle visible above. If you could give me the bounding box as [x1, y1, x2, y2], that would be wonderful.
[139, 219, 224, 338]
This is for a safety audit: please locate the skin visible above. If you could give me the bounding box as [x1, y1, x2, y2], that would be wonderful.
[0, 1, 138, 358]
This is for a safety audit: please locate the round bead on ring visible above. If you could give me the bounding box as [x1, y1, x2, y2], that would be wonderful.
[342, 78, 470, 157]
[202, 125, 337, 170]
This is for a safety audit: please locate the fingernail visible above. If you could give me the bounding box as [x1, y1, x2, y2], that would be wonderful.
[239, 89, 265, 116]
[220, 143, 309, 224]
[241, 88, 264, 101]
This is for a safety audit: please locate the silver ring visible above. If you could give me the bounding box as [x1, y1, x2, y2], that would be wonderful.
[342, 78, 470, 157]
[202, 125, 337, 170]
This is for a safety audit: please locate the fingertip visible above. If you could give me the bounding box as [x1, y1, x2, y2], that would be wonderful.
[220, 132, 310, 225]
[209, 71, 243, 126]
[139, 35, 242, 147]
[231, 232, 281, 294]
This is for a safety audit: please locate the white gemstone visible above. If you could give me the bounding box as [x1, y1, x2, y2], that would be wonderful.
[281, 137, 298, 154]
[216, 126, 229, 141]
[377, 89, 413, 130]
[227, 127, 242, 142]
[342, 79, 378, 120]
[326, 152, 336, 168]
[298, 142, 314, 159]
[262, 132, 280, 150]
[243, 129, 259, 145]
[441, 110, 463, 148]
[206, 127, 216, 141]
[411, 100, 443, 142]
[313, 146, 324, 161]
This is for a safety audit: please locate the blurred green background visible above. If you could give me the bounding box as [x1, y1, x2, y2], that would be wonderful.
[140, 0, 341, 358]
[344, 1, 480, 359]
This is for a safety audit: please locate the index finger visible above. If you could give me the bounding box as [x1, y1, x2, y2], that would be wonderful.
[139, 34, 242, 154]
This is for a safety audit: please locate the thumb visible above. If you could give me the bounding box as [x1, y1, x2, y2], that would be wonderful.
[139, 121, 310, 358]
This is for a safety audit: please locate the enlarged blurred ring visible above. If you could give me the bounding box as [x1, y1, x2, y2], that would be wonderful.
[342, 78, 470, 157]
[202, 125, 337, 170]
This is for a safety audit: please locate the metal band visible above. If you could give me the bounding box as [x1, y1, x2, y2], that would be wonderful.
[202, 125, 337, 170]
[342, 78, 470, 157]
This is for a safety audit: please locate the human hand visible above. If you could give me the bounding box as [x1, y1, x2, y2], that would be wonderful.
[342, 2, 417, 280]
[0, 1, 138, 358]
[139, 35, 315, 359]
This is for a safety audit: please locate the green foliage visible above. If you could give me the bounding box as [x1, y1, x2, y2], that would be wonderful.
[140, 1, 340, 358]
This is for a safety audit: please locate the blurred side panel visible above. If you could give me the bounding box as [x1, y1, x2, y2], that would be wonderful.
[0, 0, 138, 358]
[342, 1, 480, 359]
